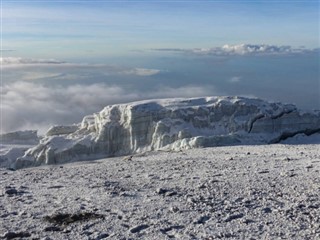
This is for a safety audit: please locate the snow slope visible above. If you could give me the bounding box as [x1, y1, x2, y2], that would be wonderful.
[7, 96, 320, 169]
[1, 144, 319, 239]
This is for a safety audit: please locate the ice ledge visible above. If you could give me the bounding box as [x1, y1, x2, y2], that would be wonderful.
[10, 96, 320, 169]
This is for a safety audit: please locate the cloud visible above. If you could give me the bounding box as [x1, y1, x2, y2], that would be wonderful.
[1, 57, 162, 79]
[0, 49, 15, 52]
[221, 44, 294, 55]
[121, 68, 161, 76]
[229, 76, 242, 83]
[0, 57, 65, 65]
[152, 44, 316, 56]
[0, 82, 215, 134]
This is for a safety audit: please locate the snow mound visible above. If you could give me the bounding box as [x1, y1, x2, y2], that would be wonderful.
[14, 96, 320, 169]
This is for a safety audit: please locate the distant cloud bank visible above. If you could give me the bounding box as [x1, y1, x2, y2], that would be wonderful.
[0, 57, 65, 65]
[0, 57, 162, 77]
[153, 44, 317, 56]
[122, 68, 161, 76]
[1, 82, 214, 134]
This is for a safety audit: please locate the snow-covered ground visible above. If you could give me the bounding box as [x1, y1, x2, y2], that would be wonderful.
[1, 144, 319, 239]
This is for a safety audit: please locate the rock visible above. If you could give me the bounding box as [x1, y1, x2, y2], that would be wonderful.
[5, 188, 18, 195]
[44, 212, 104, 225]
[129, 224, 149, 233]
[44, 226, 62, 232]
[306, 165, 313, 170]
[262, 207, 272, 213]
[156, 188, 168, 195]
[155, 187, 177, 196]
[2, 231, 31, 239]
[194, 215, 211, 224]
[122, 155, 133, 161]
[165, 191, 178, 197]
[198, 183, 207, 189]
[40, 237, 53, 240]
[160, 225, 185, 234]
[81, 231, 93, 236]
[224, 213, 244, 222]
[95, 233, 110, 239]
[169, 206, 180, 213]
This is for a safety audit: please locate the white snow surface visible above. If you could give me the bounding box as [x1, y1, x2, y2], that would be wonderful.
[2, 96, 320, 169]
[1, 144, 319, 239]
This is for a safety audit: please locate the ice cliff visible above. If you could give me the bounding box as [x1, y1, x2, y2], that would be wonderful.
[12, 96, 320, 169]
[0, 130, 40, 168]
[0, 130, 39, 145]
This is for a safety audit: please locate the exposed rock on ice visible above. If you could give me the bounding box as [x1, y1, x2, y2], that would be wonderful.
[14, 96, 320, 168]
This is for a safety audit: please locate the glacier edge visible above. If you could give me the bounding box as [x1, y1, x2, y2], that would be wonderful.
[11, 96, 320, 169]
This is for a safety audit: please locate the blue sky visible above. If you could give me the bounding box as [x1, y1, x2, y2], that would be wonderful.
[1, 0, 319, 133]
[2, 0, 319, 59]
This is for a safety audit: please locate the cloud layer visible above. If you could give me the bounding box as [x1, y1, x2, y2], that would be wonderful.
[0, 57, 65, 65]
[153, 44, 316, 56]
[1, 50, 318, 134]
[1, 58, 162, 78]
[1, 82, 215, 134]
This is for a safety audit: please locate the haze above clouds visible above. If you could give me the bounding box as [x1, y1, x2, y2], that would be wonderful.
[1, 1, 319, 134]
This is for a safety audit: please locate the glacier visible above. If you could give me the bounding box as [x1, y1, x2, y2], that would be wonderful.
[3, 96, 319, 169]
[0, 130, 40, 168]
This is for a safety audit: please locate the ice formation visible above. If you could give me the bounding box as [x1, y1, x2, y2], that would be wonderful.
[0, 130, 39, 144]
[0, 130, 40, 168]
[9, 96, 320, 169]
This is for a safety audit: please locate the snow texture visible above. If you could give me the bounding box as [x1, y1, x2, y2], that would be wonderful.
[0, 144, 319, 239]
[6, 96, 320, 169]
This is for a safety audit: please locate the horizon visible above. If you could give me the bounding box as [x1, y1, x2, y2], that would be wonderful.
[1, 0, 319, 134]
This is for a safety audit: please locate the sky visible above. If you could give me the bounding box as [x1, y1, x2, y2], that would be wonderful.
[0, 0, 319, 134]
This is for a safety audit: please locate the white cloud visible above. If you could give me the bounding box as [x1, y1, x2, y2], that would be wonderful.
[1, 58, 162, 79]
[19, 72, 65, 81]
[0, 57, 65, 65]
[153, 44, 315, 56]
[229, 76, 242, 83]
[0, 82, 215, 134]
[220, 44, 293, 55]
[121, 68, 161, 76]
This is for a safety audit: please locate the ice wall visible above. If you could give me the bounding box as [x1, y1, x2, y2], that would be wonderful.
[14, 96, 320, 169]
